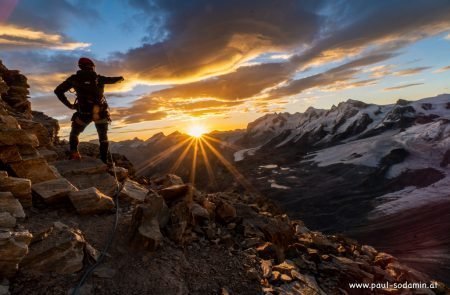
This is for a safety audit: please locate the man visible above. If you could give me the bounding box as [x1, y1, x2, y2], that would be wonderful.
[54, 57, 124, 163]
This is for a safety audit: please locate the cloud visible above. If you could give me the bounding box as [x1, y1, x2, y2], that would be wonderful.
[0, 24, 90, 50]
[267, 53, 394, 99]
[384, 83, 424, 91]
[7, 0, 100, 32]
[393, 66, 431, 76]
[116, 0, 324, 83]
[434, 65, 450, 73]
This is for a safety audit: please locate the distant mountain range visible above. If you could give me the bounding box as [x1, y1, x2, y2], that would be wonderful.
[109, 94, 450, 283]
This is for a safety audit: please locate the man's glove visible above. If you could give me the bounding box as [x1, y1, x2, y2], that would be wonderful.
[119, 76, 124, 82]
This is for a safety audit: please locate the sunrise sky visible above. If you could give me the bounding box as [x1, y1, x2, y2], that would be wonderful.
[1, 0, 450, 141]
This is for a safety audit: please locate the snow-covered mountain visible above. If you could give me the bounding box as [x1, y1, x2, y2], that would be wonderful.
[230, 94, 450, 283]
[236, 94, 449, 158]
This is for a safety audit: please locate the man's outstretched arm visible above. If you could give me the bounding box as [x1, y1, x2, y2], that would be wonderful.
[54, 77, 75, 109]
[98, 75, 124, 84]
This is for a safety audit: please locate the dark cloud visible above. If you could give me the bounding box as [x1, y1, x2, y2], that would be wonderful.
[8, 0, 100, 32]
[384, 83, 424, 91]
[393, 66, 431, 76]
[117, 0, 323, 82]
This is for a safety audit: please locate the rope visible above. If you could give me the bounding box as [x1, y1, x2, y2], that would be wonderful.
[71, 149, 121, 295]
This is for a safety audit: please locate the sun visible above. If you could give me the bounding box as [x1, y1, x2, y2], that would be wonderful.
[187, 124, 207, 138]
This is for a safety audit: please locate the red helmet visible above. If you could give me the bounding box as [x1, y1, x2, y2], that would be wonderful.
[78, 57, 95, 69]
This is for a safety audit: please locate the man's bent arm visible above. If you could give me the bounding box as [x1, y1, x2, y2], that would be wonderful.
[54, 78, 74, 109]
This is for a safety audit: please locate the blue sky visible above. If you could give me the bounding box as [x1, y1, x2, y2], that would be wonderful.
[0, 0, 449, 141]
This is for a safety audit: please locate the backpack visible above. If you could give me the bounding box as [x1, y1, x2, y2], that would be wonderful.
[71, 70, 102, 105]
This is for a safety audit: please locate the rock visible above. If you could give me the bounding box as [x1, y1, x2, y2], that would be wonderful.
[0, 128, 38, 147]
[37, 148, 58, 162]
[0, 146, 21, 163]
[374, 252, 397, 268]
[246, 268, 260, 281]
[119, 179, 148, 203]
[69, 187, 115, 215]
[52, 157, 108, 175]
[109, 166, 128, 181]
[158, 184, 190, 203]
[0, 176, 32, 207]
[0, 212, 16, 228]
[257, 242, 281, 261]
[280, 273, 293, 282]
[129, 193, 169, 250]
[31, 111, 59, 146]
[385, 262, 429, 282]
[189, 202, 210, 222]
[8, 156, 58, 184]
[21, 223, 85, 275]
[0, 192, 25, 218]
[32, 178, 78, 204]
[361, 245, 377, 260]
[215, 200, 236, 223]
[167, 200, 191, 243]
[64, 172, 118, 197]
[0, 284, 9, 295]
[0, 230, 33, 277]
[16, 118, 51, 147]
[273, 260, 297, 275]
[261, 259, 273, 278]
[93, 266, 116, 279]
[153, 174, 184, 188]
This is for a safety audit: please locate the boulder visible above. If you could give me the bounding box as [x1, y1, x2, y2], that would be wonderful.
[31, 111, 59, 145]
[8, 156, 58, 184]
[64, 173, 118, 197]
[119, 179, 148, 203]
[0, 145, 22, 163]
[129, 193, 169, 250]
[0, 212, 16, 228]
[32, 178, 78, 204]
[0, 114, 19, 129]
[69, 187, 115, 215]
[21, 223, 85, 274]
[37, 148, 58, 162]
[158, 184, 190, 203]
[153, 174, 184, 188]
[0, 176, 31, 207]
[0, 128, 38, 147]
[0, 229, 33, 277]
[17, 118, 51, 147]
[52, 157, 108, 175]
[0, 192, 25, 218]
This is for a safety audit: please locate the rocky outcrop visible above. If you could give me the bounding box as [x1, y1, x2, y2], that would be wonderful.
[0, 230, 33, 278]
[0, 172, 32, 208]
[53, 158, 117, 196]
[21, 222, 86, 275]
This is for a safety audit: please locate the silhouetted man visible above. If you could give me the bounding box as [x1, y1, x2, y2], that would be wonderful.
[54, 57, 124, 163]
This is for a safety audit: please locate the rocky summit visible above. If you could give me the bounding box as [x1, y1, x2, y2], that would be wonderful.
[1, 60, 449, 295]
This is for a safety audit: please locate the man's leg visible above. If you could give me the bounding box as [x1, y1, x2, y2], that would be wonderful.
[95, 122, 109, 163]
[69, 120, 88, 158]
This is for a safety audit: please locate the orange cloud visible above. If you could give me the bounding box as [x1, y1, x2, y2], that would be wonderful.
[0, 24, 90, 50]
